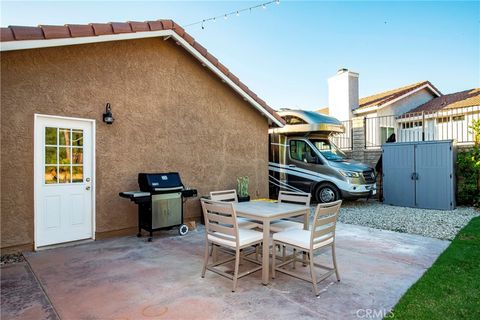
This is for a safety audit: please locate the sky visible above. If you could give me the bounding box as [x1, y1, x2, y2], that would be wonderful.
[1, 0, 479, 110]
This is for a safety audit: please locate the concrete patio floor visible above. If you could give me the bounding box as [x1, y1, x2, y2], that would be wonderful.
[2, 223, 449, 320]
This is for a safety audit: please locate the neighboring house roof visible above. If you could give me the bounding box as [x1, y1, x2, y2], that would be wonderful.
[354, 80, 442, 114]
[0, 20, 285, 127]
[409, 88, 480, 113]
[317, 107, 329, 115]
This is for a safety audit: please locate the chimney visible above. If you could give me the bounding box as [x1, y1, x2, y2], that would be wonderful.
[327, 68, 359, 121]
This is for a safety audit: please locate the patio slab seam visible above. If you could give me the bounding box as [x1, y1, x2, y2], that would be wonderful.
[24, 258, 61, 320]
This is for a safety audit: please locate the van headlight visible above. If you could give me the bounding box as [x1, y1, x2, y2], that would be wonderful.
[339, 170, 361, 178]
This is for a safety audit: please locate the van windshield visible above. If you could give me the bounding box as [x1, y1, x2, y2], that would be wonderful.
[310, 139, 348, 161]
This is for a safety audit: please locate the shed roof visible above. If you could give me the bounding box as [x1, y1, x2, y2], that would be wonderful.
[0, 20, 285, 126]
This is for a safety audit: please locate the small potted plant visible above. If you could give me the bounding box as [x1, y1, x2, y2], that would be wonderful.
[237, 176, 250, 202]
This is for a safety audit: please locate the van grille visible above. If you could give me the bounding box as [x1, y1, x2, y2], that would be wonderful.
[362, 170, 375, 184]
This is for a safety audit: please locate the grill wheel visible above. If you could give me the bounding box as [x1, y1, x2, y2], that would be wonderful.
[178, 224, 189, 236]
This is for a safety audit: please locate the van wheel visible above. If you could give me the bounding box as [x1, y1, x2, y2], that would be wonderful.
[315, 183, 340, 203]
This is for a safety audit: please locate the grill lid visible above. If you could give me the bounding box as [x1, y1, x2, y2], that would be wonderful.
[138, 172, 184, 192]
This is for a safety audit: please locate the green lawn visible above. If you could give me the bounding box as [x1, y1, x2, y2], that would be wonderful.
[391, 216, 480, 319]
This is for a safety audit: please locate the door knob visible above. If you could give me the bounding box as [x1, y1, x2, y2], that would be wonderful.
[86, 186, 91, 190]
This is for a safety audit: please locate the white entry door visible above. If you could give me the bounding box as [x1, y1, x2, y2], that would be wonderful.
[35, 115, 94, 247]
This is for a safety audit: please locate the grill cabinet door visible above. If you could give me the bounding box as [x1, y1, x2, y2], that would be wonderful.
[382, 144, 416, 207]
[415, 142, 454, 210]
[152, 193, 182, 229]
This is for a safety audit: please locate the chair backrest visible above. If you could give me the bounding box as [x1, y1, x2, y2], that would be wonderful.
[310, 200, 342, 248]
[200, 199, 239, 245]
[210, 189, 238, 203]
[278, 191, 311, 206]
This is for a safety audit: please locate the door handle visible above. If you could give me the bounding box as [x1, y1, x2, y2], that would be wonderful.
[288, 165, 296, 168]
[86, 186, 91, 190]
[411, 172, 419, 180]
[86, 178, 91, 182]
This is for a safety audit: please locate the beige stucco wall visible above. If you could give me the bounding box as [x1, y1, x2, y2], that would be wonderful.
[1, 37, 270, 251]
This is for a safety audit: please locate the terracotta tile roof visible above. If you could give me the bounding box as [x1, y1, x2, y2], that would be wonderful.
[356, 81, 441, 111]
[0, 20, 284, 126]
[409, 88, 480, 113]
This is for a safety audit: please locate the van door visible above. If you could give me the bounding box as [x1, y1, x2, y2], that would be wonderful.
[287, 139, 319, 192]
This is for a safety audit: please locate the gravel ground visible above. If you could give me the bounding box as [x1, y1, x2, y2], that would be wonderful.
[0, 253, 25, 266]
[336, 200, 479, 240]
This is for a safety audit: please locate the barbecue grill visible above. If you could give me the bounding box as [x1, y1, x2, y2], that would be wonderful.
[119, 172, 197, 241]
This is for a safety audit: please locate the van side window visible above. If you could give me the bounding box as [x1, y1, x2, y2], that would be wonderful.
[290, 140, 317, 163]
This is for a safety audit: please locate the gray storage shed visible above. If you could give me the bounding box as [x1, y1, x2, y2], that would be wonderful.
[382, 140, 456, 210]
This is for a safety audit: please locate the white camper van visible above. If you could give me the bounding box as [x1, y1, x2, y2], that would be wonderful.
[269, 109, 376, 203]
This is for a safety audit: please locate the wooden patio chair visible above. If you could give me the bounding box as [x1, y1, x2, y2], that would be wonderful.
[210, 190, 260, 229]
[200, 199, 263, 292]
[272, 200, 342, 296]
[260, 191, 311, 260]
[270, 191, 311, 232]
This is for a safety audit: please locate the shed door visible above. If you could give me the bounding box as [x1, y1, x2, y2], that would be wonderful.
[415, 143, 453, 210]
[35, 116, 94, 247]
[382, 144, 415, 207]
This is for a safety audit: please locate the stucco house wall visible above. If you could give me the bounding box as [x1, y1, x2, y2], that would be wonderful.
[1, 37, 270, 252]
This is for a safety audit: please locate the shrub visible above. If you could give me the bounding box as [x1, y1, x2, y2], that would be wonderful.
[456, 119, 480, 207]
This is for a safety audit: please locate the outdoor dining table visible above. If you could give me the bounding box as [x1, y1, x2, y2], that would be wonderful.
[233, 201, 310, 285]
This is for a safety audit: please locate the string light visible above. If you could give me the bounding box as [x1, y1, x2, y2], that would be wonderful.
[184, 0, 280, 29]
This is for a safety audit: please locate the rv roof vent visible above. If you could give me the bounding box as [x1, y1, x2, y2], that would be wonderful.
[337, 68, 349, 74]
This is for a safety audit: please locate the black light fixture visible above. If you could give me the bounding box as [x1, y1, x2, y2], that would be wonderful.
[103, 103, 114, 124]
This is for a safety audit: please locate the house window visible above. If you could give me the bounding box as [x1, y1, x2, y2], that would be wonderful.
[381, 127, 395, 143]
[437, 117, 450, 124]
[452, 115, 465, 121]
[401, 121, 423, 129]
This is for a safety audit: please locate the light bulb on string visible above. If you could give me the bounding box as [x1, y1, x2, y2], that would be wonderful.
[184, 0, 281, 29]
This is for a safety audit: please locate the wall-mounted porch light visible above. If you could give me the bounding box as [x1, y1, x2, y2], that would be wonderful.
[103, 103, 114, 124]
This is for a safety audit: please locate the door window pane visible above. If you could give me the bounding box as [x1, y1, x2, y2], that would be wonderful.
[72, 148, 83, 164]
[72, 130, 83, 146]
[59, 128, 71, 146]
[45, 166, 58, 184]
[59, 166, 71, 183]
[59, 147, 71, 164]
[44, 126, 85, 184]
[45, 127, 57, 145]
[72, 166, 83, 183]
[45, 147, 57, 164]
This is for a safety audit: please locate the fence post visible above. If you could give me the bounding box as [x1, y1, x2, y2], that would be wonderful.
[350, 122, 354, 150]
[363, 116, 367, 149]
[422, 111, 425, 141]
